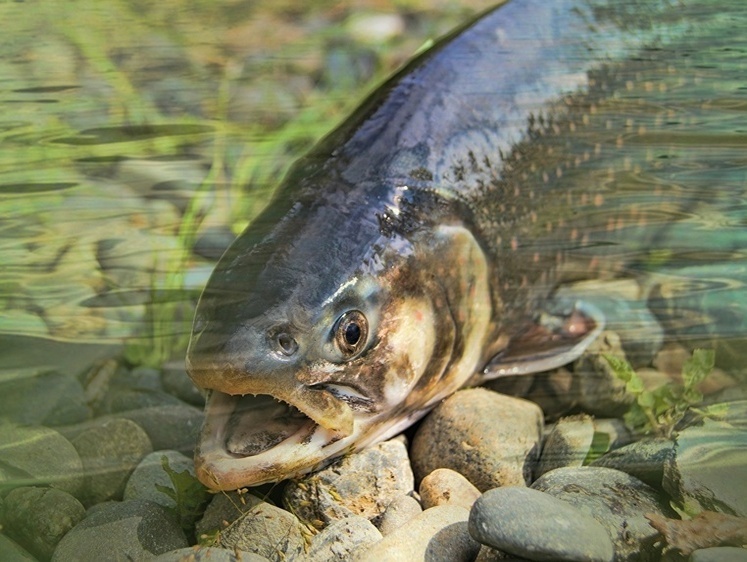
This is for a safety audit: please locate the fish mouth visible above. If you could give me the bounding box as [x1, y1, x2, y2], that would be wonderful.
[194, 385, 373, 490]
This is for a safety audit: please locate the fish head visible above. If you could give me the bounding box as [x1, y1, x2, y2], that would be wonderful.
[186, 194, 493, 490]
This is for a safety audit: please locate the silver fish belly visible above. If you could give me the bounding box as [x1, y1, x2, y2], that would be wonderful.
[186, 0, 693, 490]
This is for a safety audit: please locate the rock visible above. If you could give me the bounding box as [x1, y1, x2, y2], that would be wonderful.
[123, 450, 194, 509]
[663, 419, 747, 517]
[51, 499, 187, 562]
[0, 372, 90, 426]
[152, 546, 271, 562]
[195, 490, 264, 541]
[419, 468, 481, 511]
[355, 505, 480, 562]
[160, 361, 205, 407]
[536, 414, 595, 478]
[0, 423, 84, 497]
[306, 516, 382, 562]
[376, 494, 423, 536]
[411, 388, 543, 492]
[70, 417, 153, 505]
[0, 534, 37, 562]
[217, 501, 306, 562]
[1, 487, 85, 561]
[591, 437, 674, 489]
[283, 438, 414, 528]
[689, 547, 747, 562]
[114, 404, 203, 454]
[592, 418, 634, 451]
[469, 486, 614, 562]
[474, 545, 525, 561]
[532, 466, 676, 562]
[346, 13, 406, 43]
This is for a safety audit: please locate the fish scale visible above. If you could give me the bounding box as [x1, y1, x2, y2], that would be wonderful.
[186, 0, 747, 489]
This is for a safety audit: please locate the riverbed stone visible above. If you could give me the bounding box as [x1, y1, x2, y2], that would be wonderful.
[376, 494, 423, 536]
[0, 423, 84, 497]
[152, 546, 271, 562]
[195, 490, 264, 540]
[355, 505, 480, 562]
[217, 501, 305, 562]
[0, 534, 36, 562]
[1, 486, 85, 561]
[689, 547, 747, 562]
[591, 437, 674, 489]
[306, 515, 382, 562]
[663, 419, 747, 516]
[0, 371, 90, 427]
[123, 449, 194, 509]
[532, 466, 676, 562]
[160, 361, 205, 407]
[469, 486, 614, 562]
[70, 417, 153, 505]
[114, 403, 203, 454]
[283, 438, 414, 528]
[411, 388, 543, 491]
[419, 468, 481, 511]
[536, 414, 595, 478]
[51, 499, 187, 562]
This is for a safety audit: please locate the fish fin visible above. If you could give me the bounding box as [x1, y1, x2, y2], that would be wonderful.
[480, 300, 605, 380]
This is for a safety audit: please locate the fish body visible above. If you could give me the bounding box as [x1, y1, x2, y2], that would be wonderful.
[187, 0, 697, 489]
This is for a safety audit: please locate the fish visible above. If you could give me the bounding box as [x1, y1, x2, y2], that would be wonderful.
[186, 0, 709, 490]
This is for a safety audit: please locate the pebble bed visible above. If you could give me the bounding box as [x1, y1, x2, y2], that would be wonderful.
[2, 340, 746, 561]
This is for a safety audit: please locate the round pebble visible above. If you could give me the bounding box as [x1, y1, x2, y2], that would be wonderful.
[376, 494, 423, 536]
[123, 449, 195, 509]
[152, 546, 271, 562]
[305, 516, 382, 561]
[536, 414, 595, 478]
[469, 486, 614, 562]
[411, 388, 543, 491]
[419, 468, 481, 510]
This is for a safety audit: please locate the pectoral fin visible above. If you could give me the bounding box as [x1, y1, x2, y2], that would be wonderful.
[481, 300, 605, 379]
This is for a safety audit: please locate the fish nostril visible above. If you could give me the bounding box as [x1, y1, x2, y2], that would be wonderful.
[276, 332, 298, 356]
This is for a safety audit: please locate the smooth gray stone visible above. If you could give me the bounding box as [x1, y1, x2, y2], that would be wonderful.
[689, 547, 747, 562]
[0, 534, 37, 562]
[114, 404, 203, 455]
[51, 499, 187, 562]
[663, 419, 747, 517]
[355, 505, 480, 562]
[123, 450, 194, 509]
[591, 437, 674, 488]
[411, 388, 543, 492]
[536, 414, 595, 478]
[532, 467, 675, 562]
[0, 423, 84, 497]
[195, 491, 264, 541]
[306, 516, 382, 562]
[1, 486, 85, 561]
[0, 372, 90, 426]
[469, 487, 613, 562]
[70, 417, 153, 505]
[160, 361, 205, 407]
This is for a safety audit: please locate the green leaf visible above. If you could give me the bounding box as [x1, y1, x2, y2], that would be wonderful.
[603, 353, 637, 384]
[682, 348, 715, 390]
[157, 456, 211, 538]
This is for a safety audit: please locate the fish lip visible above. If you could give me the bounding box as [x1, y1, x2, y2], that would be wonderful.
[193, 385, 368, 490]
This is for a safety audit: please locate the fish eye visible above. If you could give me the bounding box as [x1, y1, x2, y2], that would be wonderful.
[334, 310, 368, 357]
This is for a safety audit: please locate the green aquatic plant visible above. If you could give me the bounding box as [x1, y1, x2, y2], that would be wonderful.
[156, 455, 212, 540]
[604, 348, 717, 437]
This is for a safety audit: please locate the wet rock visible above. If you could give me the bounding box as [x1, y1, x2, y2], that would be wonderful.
[217, 501, 305, 562]
[411, 388, 543, 491]
[536, 414, 595, 478]
[689, 547, 747, 562]
[376, 494, 423, 536]
[593, 418, 634, 451]
[663, 419, 747, 517]
[70, 417, 153, 505]
[591, 437, 674, 489]
[152, 546, 271, 562]
[114, 403, 203, 454]
[469, 486, 614, 562]
[160, 361, 205, 407]
[123, 450, 194, 509]
[532, 466, 676, 562]
[355, 505, 480, 562]
[474, 545, 526, 561]
[0, 423, 84, 497]
[1, 487, 85, 561]
[283, 438, 414, 528]
[51, 499, 187, 562]
[0, 372, 90, 426]
[0, 534, 36, 562]
[195, 490, 263, 540]
[419, 468, 481, 511]
[306, 516, 382, 562]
